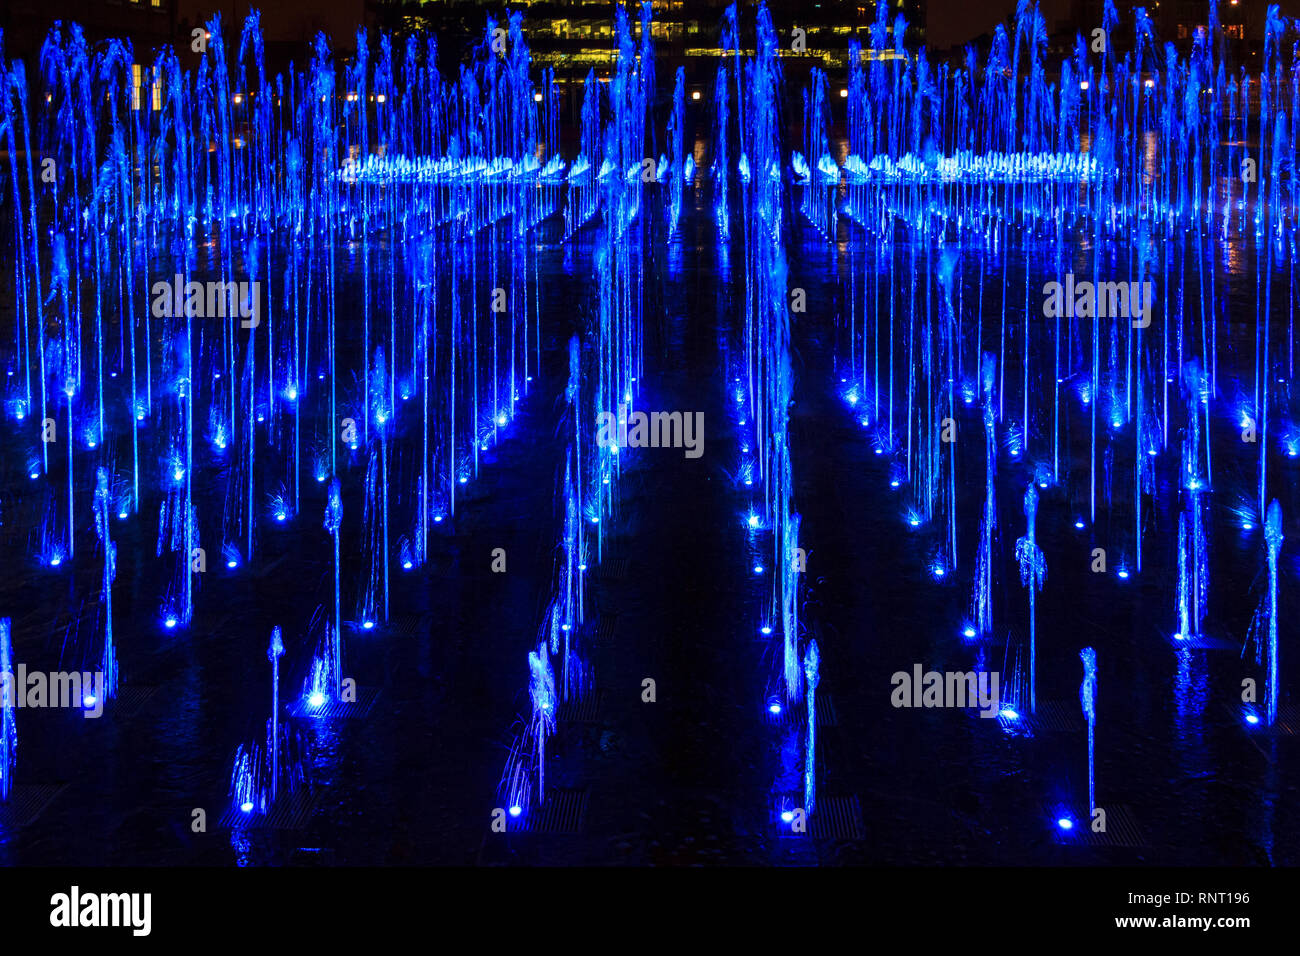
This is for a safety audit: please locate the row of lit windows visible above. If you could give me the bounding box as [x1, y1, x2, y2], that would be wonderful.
[1177, 23, 1245, 40]
[537, 20, 915, 40]
[130, 64, 163, 111]
[531, 48, 906, 68]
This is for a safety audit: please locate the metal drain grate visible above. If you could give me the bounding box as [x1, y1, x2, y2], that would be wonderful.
[1050, 804, 1148, 847]
[518, 788, 588, 834]
[218, 789, 319, 830]
[809, 795, 866, 840]
[1234, 702, 1300, 736]
[287, 687, 379, 720]
[0, 783, 67, 828]
[590, 558, 629, 581]
[1022, 700, 1083, 733]
[1169, 633, 1239, 651]
[1280, 704, 1300, 736]
[775, 794, 865, 841]
[557, 690, 603, 724]
[114, 685, 158, 720]
[766, 692, 838, 728]
[390, 614, 432, 637]
[584, 615, 618, 647]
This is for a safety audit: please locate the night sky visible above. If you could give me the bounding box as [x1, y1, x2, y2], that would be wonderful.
[927, 0, 1020, 50]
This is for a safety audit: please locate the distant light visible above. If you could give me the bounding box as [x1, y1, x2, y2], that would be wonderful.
[164, 617, 177, 629]
[747, 514, 760, 528]
[49, 556, 62, 567]
[753, 565, 764, 574]
[1245, 712, 1260, 725]
[768, 702, 782, 714]
[227, 560, 238, 568]
[309, 692, 326, 708]
[839, 88, 848, 98]
[118, 512, 128, 519]
[1117, 569, 1130, 579]
[780, 810, 795, 823]
[1074, 519, 1085, 529]
[1057, 817, 1074, 830]
[362, 621, 375, 630]
[496, 413, 507, 426]
[999, 708, 1019, 720]
[691, 90, 701, 101]
[963, 627, 977, 638]
[274, 512, 287, 522]
[761, 625, 772, 635]
[240, 802, 254, 813]
[509, 805, 522, 817]
[402, 560, 413, 570]
[533, 92, 543, 102]
[1242, 521, 1253, 531]
[83, 694, 97, 707]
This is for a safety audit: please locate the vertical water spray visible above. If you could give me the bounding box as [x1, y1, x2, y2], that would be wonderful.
[92, 467, 118, 700]
[1264, 500, 1283, 726]
[803, 640, 820, 817]
[1080, 646, 1097, 815]
[1015, 483, 1046, 713]
[325, 476, 343, 700]
[0, 619, 15, 801]
[268, 626, 284, 800]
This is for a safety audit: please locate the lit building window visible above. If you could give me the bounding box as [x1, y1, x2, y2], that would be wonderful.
[131, 64, 142, 110]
